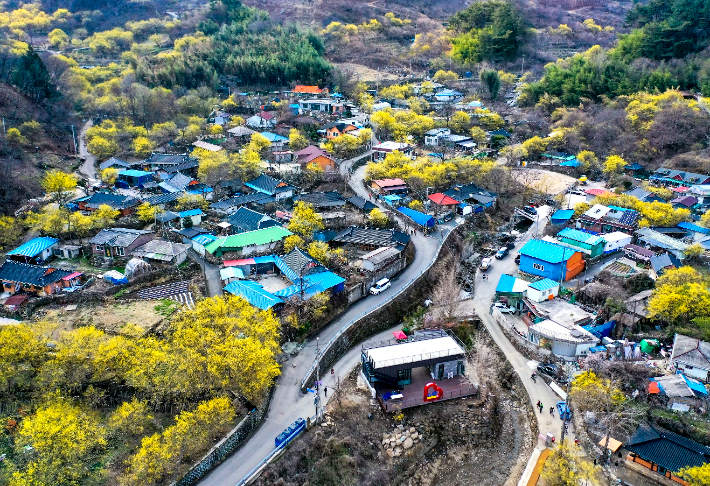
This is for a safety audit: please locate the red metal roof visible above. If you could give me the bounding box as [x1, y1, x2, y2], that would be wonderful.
[671, 186, 690, 193]
[4, 295, 29, 306]
[223, 258, 256, 267]
[61, 272, 83, 281]
[428, 193, 460, 206]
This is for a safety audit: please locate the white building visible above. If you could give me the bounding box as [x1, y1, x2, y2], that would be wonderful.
[361, 246, 401, 272]
[424, 128, 451, 146]
[526, 278, 560, 303]
[602, 231, 633, 254]
[525, 298, 598, 357]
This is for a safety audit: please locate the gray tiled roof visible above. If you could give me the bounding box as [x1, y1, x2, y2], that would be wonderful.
[89, 228, 151, 247]
[83, 192, 140, 210]
[143, 191, 185, 206]
[164, 159, 199, 174]
[224, 207, 277, 232]
[332, 226, 410, 250]
[347, 196, 377, 212]
[281, 247, 323, 276]
[165, 173, 193, 191]
[0, 260, 74, 287]
[145, 153, 191, 166]
[210, 193, 275, 211]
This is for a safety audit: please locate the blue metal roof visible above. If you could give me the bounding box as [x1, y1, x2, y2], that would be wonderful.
[495, 274, 517, 293]
[550, 209, 574, 221]
[528, 278, 558, 291]
[519, 239, 578, 264]
[683, 375, 709, 396]
[397, 207, 435, 227]
[7, 237, 58, 257]
[273, 271, 345, 299]
[260, 131, 288, 142]
[192, 234, 217, 245]
[177, 209, 203, 217]
[223, 280, 283, 310]
[559, 158, 579, 167]
[558, 228, 605, 245]
[678, 222, 710, 235]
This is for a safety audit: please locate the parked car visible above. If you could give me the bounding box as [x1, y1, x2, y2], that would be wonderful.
[494, 302, 516, 313]
[537, 363, 559, 379]
[556, 401, 572, 420]
[480, 257, 492, 271]
[369, 278, 391, 295]
[522, 206, 538, 215]
[495, 247, 509, 259]
[514, 254, 521, 264]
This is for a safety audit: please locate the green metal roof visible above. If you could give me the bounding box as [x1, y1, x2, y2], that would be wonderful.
[205, 226, 292, 254]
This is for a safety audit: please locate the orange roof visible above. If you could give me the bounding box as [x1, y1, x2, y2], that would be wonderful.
[585, 188, 617, 197]
[293, 85, 322, 94]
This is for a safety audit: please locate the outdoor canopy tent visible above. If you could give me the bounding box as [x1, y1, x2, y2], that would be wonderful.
[639, 339, 660, 354]
[397, 206, 435, 228]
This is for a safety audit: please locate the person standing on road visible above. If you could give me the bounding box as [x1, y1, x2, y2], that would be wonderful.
[324, 386, 328, 397]
[550, 406, 554, 416]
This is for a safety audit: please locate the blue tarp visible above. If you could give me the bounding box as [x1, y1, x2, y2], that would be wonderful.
[589, 345, 607, 353]
[560, 158, 580, 167]
[397, 207, 435, 227]
[683, 375, 709, 396]
[550, 209, 574, 224]
[583, 320, 615, 339]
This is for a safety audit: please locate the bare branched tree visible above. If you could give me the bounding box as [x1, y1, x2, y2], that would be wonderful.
[431, 256, 463, 320]
[464, 337, 501, 390]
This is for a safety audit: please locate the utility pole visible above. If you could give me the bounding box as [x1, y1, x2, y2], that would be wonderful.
[2, 118, 6, 146]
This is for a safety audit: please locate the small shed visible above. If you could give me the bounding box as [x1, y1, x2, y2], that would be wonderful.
[116, 169, 154, 188]
[602, 232, 633, 254]
[550, 209, 574, 226]
[527, 278, 560, 303]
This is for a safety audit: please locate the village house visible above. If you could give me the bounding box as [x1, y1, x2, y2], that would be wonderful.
[332, 226, 410, 252]
[635, 227, 690, 260]
[294, 191, 346, 209]
[322, 122, 358, 139]
[192, 140, 223, 152]
[115, 170, 154, 189]
[649, 252, 683, 280]
[651, 167, 710, 188]
[549, 209, 575, 226]
[294, 145, 337, 173]
[227, 125, 257, 142]
[371, 178, 408, 196]
[372, 141, 413, 161]
[0, 260, 77, 296]
[89, 228, 153, 258]
[624, 187, 664, 203]
[443, 183, 496, 208]
[424, 128, 451, 146]
[361, 329, 475, 412]
[671, 195, 699, 210]
[140, 153, 197, 173]
[347, 196, 377, 213]
[76, 192, 141, 216]
[626, 422, 710, 484]
[246, 111, 276, 129]
[427, 193, 460, 216]
[576, 204, 640, 235]
[99, 157, 131, 171]
[205, 226, 293, 258]
[360, 246, 402, 272]
[518, 239, 585, 281]
[554, 228, 606, 258]
[292, 85, 324, 96]
[131, 239, 190, 265]
[209, 193, 276, 215]
[523, 298, 598, 357]
[600, 231, 633, 254]
[223, 207, 280, 234]
[6, 237, 59, 264]
[397, 207, 436, 229]
[245, 174, 296, 201]
[671, 334, 710, 382]
[259, 131, 289, 152]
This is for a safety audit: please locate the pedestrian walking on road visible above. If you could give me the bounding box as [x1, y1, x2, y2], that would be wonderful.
[538, 402, 543, 413]
[324, 386, 328, 397]
[550, 406, 554, 416]
[537, 400, 541, 408]
[331, 368, 334, 375]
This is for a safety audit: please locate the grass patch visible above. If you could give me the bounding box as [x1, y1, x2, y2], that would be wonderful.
[154, 299, 179, 316]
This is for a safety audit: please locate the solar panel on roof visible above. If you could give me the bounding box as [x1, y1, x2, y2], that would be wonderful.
[619, 210, 638, 226]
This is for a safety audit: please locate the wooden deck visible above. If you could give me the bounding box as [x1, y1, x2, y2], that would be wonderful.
[377, 367, 478, 412]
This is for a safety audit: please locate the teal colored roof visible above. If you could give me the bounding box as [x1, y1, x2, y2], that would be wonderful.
[551, 209, 574, 221]
[607, 205, 632, 212]
[192, 234, 217, 245]
[119, 169, 153, 177]
[496, 274, 516, 293]
[558, 228, 604, 245]
[528, 278, 559, 291]
[205, 226, 292, 254]
[519, 239, 578, 264]
[177, 208, 203, 217]
[7, 237, 58, 257]
[223, 280, 283, 310]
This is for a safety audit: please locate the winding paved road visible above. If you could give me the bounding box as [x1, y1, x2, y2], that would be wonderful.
[199, 153, 453, 486]
[78, 120, 99, 187]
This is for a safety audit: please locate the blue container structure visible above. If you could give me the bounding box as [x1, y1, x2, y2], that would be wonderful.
[275, 418, 306, 448]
